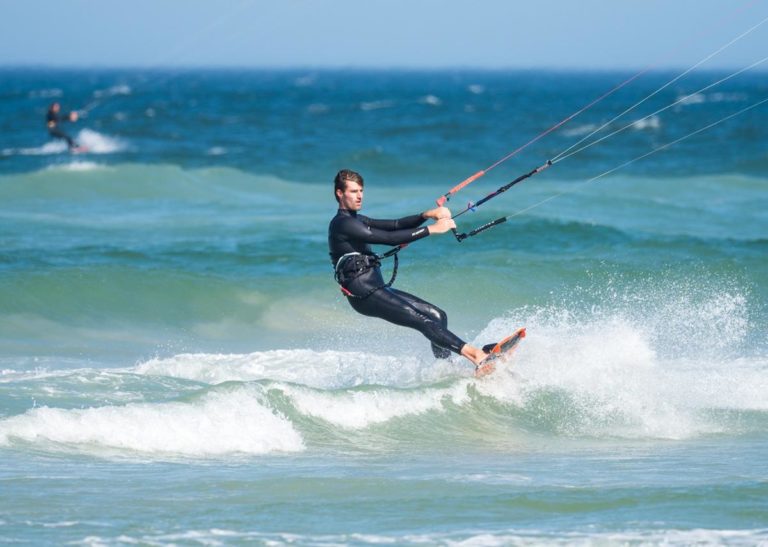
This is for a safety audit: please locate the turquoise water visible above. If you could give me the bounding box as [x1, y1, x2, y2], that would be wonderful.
[0, 69, 767, 544]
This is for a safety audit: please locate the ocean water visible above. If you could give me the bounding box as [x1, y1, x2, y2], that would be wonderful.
[0, 68, 767, 545]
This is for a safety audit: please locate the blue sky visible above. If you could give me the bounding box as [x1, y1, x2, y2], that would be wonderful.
[3, 0, 767, 69]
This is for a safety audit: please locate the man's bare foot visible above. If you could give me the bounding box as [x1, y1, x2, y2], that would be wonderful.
[460, 344, 489, 370]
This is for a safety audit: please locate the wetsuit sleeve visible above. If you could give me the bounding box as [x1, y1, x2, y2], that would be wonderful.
[363, 213, 426, 231]
[339, 215, 429, 246]
[48, 113, 71, 124]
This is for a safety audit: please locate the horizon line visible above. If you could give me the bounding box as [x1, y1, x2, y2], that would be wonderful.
[2, 63, 766, 74]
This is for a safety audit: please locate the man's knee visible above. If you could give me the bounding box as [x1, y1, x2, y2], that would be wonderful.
[422, 303, 447, 326]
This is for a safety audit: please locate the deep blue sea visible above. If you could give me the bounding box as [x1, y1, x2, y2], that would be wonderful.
[0, 68, 767, 545]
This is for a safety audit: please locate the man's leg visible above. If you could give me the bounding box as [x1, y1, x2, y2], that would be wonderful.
[50, 128, 76, 149]
[349, 287, 465, 355]
[389, 289, 452, 358]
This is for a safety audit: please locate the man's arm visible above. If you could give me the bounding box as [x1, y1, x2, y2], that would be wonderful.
[340, 215, 430, 246]
[49, 112, 77, 126]
[341, 213, 455, 246]
[363, 206, 451, 231]
[363, 214, 424, 231]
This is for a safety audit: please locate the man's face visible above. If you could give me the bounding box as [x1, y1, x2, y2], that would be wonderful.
[336, 180, 363, 211]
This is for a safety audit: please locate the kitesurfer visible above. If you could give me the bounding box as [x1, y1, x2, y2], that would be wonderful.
[328, 169, 491, 369]
[46, 102, 80, 151]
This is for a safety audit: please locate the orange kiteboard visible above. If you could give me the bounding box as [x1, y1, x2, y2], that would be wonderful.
[475, 327, 526, 378]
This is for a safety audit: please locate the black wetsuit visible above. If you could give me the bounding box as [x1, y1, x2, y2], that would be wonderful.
[328, 208, 465, 358]
[46, 109, 76, 149]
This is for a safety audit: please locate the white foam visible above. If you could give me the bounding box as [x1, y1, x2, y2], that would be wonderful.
[561, 123, 598, 137]
[517, 317, 703, 438]
[473, 280, 764, 440]
[360, 100, 395, 111]
[73, 129, 126, 154]
[2, 141, 67, 157]
[709, 91, 748, 103]
[93, 84, 131, 98]
[73, 527, 768, 546]
[1, 129, 125, 157]
[631, 114, 661, 130]
[0, 367, 69, 384]
[280, 381, 471, 429]
[419, 94, 442, 106]
[134, 348, 480, 430]
[677, 92, 707, 106]
[135, 348, 456, 389]
[47, 161, 106, 172]
[676, 91, 747, 107]
[0, 386, 304, 456]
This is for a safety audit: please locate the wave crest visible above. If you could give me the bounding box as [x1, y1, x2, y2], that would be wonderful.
[0, 385, 303, 457]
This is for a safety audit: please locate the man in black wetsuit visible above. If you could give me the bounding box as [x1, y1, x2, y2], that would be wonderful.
[328, 169, 490, 370]
[46, 102, 80, 150]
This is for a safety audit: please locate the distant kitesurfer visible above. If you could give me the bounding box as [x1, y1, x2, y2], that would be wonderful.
[46, 102, 80, 151]
[328, 169, 492, 371]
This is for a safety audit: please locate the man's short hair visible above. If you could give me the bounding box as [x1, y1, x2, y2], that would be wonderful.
[334, 169, 364, 202]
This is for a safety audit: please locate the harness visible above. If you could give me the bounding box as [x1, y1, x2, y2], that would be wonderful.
[332, 246, 403, 299]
